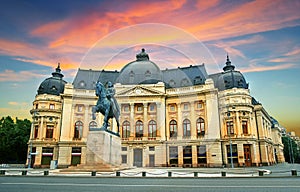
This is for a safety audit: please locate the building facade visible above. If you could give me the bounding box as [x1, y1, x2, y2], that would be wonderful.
[27, 49, 285, 168]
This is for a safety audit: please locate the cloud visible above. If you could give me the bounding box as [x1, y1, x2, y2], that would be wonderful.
[241, 63, 296, 73]
[0, 69, 47, 82]
[8, 101, 18, 106]
[0, 38, 80, 70]
[284, 48, 300, 57]
[0, 107, 31, 120]
[189, 0, 300, 41]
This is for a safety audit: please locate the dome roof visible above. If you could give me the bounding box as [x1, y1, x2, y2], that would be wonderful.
[117, 49, 162, 85]
[37, 63, 67, 96]
[215, 55, 248, 91]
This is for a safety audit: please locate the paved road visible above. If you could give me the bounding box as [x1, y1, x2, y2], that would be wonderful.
[1, 176, 299, 192]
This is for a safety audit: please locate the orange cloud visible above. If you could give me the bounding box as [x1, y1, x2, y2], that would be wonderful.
[241, 63, 296, 73]
[189, 0, 300, 41]
[0, 38, 79, 70]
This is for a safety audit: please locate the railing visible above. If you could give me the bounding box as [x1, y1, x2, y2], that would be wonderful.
[1, 168, 298, 177]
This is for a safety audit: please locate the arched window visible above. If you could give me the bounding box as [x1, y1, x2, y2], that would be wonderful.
[169, 80, 176, 87]
[181, 78, 189, 86]
[183, 119, 191, 137]
[169, 120, 177, 138]
[122, 121, 130, 138]
[135, 120, 143, 138]
[197, 118, 205, 137]
[74, 121, 83, 139]
[148, 120, 157, 138]
[89, 121, 97, 130]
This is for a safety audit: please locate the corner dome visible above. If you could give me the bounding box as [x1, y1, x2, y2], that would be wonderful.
[117, 49, 162, 85]
[37, 63, 67, 96]
[216, 55, 248, 91]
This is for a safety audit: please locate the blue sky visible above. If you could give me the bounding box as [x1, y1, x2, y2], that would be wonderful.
[0, 0, 299, 135]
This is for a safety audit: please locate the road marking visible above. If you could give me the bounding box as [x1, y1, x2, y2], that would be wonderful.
[1, 183, 300, 188]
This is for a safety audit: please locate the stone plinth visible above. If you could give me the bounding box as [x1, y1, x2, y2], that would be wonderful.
[86, 129, 121, 167]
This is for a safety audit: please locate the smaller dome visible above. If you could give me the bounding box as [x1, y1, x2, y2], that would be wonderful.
[215, 55, 248, 91]
[37, 63, 67, 96]
[117, 49, 162, 85]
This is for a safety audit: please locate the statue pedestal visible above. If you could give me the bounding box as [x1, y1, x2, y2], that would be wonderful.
[86, 129, 121, 166]
[61, 129, 121, 172]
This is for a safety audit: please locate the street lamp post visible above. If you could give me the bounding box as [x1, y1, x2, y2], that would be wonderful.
[227, 106, 234, 168]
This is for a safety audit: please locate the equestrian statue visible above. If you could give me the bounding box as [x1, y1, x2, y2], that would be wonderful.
[92, 81, 120, 135]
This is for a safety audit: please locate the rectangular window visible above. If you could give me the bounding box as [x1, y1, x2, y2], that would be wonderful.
[46, 125, 54, 138]
[41, 147, 53, 166]
[49, 104, 55, 109]
[123, 105, 129, 112]
[78, 105, 83, 112]
[226, 121, 234, 135]
[242, 121, 248, 134]
[149, 104, 155, 111]
[121, 147, 127, 151]
[121, 155, 127, 164]
[183, 103, 189, 110]
[197, 145, 207, 164]
[137, 105, 143, 112]
[169, 146, 178, 165]
[226, 144, 238, 164]
[183, 146, 192, 164]
[149, 146, 155, 151]
[71, 147, 81, 166]
[197, 102, 203, 109]
[170, 104, 175, 112]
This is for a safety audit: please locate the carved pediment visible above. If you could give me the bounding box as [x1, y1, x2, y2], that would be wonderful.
[116, 86, 164, 97]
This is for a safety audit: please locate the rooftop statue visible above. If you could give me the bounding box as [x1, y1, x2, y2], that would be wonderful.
[92, 81, 120, 135]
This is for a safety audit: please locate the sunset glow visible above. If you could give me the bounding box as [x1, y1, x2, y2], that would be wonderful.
[0, 0, 299, 135]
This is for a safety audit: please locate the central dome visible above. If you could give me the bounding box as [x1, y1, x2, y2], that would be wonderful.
[117, 49, 162, 85]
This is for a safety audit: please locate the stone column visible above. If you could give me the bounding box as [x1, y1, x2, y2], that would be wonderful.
[143, 103, 148, 138]
[40, 116, 44, 138]
[130, 103, 135, 137]
[177, 103, 182, 139]
[190, 101, 196, 139]
[192, 145, 198, 167]
[235, 111, 240, 136]
[83, 104, 89, 138]
[178, 145, 183, 166]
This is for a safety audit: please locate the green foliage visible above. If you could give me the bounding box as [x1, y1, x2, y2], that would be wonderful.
[0, 116, 31, 164]
[282, 136, 300, 164]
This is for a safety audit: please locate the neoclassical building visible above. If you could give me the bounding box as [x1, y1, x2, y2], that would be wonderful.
[27, 49, 285, 168]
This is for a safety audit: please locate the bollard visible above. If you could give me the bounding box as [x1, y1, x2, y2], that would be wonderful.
[22, 170, 27, 176]
[168, 171, 172, 177]
[194, 172, 198, 177]
[0, 170, 5, 175]
[259, 170, 264, 176]
[221, 171, 226, 177]
[291, 169, 297, 176]
[142, 171, 146, 177]
[116, 171, 120, 177]
[91, 171, 96, 176]
[44, 170, 49, 176]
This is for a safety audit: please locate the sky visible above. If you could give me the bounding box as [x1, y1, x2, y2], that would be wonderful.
[0, 0, 300, 135]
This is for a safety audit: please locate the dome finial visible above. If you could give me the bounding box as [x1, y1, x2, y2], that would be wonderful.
[223, 54, 235, 71]
[52, 62, 64, 79]
[136, 48, 149, 61]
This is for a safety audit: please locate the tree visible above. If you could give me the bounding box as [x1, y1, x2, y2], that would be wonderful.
[282, 136, 300, 164]
[0, 116, 31, 164]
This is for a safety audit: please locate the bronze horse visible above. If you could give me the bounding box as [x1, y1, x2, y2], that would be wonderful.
[92, 81, 120, 134]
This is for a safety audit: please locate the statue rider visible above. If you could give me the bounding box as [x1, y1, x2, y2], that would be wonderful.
[105, 81, 120, 117]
